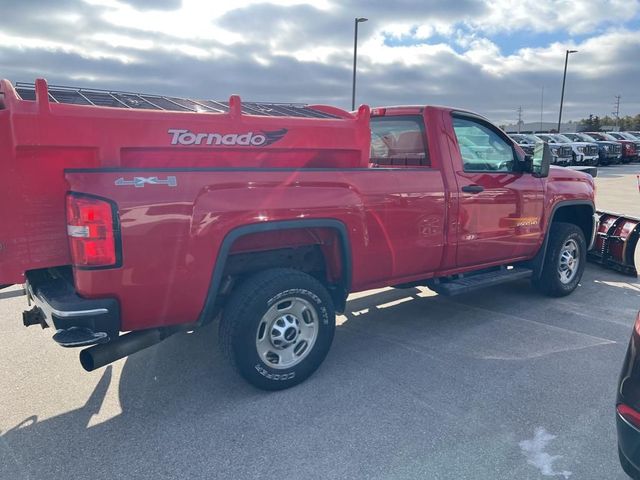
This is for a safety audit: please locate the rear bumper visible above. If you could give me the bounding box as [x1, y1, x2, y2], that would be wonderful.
[618, 412, 640, 478]
[25, 270, 120, 341]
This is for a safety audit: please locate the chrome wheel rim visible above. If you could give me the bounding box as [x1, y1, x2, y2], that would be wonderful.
[256, 296, 319, 370]
[558, 239, 580, 284]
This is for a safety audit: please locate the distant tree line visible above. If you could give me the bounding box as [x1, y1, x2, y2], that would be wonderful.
[579, 114, 640, 131]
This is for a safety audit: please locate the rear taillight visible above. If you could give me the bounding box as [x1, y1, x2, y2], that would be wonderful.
[618, 404, 640, 429]
[634, 311, 640, 338]
[65, 193, 120, 268]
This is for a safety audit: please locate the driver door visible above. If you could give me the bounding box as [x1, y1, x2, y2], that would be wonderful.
[451, 114, 545, 267]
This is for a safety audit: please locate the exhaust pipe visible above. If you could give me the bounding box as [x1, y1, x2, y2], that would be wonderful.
[79, 327, 180, 372]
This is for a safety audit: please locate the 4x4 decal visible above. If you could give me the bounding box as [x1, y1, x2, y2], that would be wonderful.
[115, 176, 177, 188]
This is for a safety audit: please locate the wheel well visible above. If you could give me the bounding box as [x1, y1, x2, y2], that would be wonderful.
[218, 226, 350, 312]
[551, 204, 593, 242]
[224, 245, 327, 279]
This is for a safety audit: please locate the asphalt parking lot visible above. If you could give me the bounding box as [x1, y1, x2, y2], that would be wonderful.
[1, 165, 640, 480]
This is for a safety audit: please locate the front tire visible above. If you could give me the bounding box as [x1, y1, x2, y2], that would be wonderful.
[219, 268, 336, 390]
[533, 222, 586, 297]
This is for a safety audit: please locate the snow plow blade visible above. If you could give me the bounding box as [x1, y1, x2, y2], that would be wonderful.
[588, 211, 640, 277]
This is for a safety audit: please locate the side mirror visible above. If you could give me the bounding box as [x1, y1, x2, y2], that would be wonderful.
[531, 141, 551, 178]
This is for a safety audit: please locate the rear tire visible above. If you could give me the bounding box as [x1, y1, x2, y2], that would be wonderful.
[533, 222, 586, 297]
[219, 268, 335, 390]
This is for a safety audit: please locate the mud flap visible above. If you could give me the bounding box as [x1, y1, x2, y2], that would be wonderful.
[588, 211, 640, 276]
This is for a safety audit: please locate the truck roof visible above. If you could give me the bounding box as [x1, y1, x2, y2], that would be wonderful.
[370, 104, 489, 122]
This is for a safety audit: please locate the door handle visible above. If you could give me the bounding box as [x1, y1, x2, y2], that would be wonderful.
[461, 184, 484, 194]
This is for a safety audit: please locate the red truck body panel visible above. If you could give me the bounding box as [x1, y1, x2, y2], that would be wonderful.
[1, 79, 595, 334]
[66, 168, 447, 330]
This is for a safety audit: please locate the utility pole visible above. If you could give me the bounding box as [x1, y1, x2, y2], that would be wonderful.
[613, 95, 621, 129]
[540, 86, 544, 132]
[517, 106, 523, 133]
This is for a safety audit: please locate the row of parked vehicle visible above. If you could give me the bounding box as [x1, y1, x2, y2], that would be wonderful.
[509, 131, 640, 166]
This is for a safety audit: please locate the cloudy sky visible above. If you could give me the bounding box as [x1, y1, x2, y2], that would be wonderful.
[1, 0, 639, 124]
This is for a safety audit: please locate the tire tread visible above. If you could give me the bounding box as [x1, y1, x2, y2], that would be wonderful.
[533, 222, 586, 297]
[219, 268, 334, 390]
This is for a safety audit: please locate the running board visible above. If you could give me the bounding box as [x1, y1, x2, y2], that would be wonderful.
[430, 267, 533, 296]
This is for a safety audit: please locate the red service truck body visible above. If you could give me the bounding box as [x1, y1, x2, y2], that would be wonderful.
[0, 79, 597, 390]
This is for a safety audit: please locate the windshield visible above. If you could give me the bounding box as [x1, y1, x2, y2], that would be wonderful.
[510, 134, 532, 144]
[536, 134, 556, 142]
[521, 134, 539, 143]
[600, 132, 618, 141]
[554, 134, 573, 143]
[586, 132, 607, 141]
[577, 133, 597, 142]
[620, 132, 640, 141]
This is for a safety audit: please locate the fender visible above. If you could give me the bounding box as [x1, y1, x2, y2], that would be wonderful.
[530, 199, 595, 279]
[197, 219, 352, 324]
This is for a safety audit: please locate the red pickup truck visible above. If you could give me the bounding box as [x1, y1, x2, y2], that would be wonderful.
[1, 79, 596, 390]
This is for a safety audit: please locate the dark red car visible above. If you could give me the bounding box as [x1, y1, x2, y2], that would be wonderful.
[587, 132, 638, 163]
[617, 312, 640, 479]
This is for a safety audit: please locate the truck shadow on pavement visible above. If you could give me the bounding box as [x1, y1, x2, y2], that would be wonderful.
[1, 265, 637, 479]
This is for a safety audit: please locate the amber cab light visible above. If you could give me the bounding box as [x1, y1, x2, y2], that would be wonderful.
[65, 193, 120, 268]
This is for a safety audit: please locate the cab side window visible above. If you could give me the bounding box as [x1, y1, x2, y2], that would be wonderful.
[452, 117, 515, 172]
[370, 116, 429, 166]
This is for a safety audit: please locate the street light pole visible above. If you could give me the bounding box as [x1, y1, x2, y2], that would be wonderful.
[352, 17, 368, 111]
[557, 49, 578, 132]
[540, 86, 544, 132]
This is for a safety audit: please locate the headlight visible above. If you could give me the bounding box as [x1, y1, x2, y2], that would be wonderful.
[551, 147, 559, 154]
[577, 146, 584, 152]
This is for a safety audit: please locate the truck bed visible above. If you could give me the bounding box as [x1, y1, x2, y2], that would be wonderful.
[0, 79, 370, 284]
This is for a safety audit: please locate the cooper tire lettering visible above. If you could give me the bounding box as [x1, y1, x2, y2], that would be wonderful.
[254, 364, 295, 381]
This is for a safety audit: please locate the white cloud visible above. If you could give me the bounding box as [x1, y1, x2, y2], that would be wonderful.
[0, 0, 638, 124]
[473, 0, 639, 35]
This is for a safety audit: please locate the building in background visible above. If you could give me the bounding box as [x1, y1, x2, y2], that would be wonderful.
[502, 122, 579, 134]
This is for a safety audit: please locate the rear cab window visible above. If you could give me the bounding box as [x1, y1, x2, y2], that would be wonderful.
[370, 115, 429, 167]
